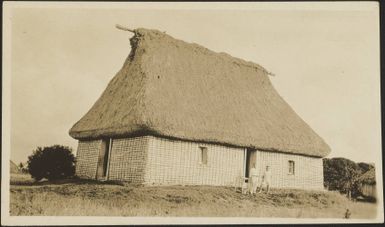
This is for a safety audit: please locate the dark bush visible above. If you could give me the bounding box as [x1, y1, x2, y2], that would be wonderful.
[323, 157, 375, 199]
[27, 145, 75, 181]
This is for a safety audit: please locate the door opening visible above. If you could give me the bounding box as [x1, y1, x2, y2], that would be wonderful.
[245, 148, 256, 180]
[96, 138, 111, 179]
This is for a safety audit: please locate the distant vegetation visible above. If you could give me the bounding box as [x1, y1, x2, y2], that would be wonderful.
[27, 145, 75, 181]
[323, 157, 375, 200]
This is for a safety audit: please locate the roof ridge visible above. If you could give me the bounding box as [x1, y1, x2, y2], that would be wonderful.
[131, 27, 274, 75]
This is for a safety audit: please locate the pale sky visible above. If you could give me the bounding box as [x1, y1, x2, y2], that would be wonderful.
[5, 3, 380, 165]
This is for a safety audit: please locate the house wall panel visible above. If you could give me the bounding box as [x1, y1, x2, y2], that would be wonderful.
[107, 136, 148, 183]
[75, 140, 102, 179]
[144, 136, 244, 186]
[255, 150, 324, 190]
[75, 136, 325, 190]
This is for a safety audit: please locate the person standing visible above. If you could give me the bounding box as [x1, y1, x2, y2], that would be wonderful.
[344, 209, 351, 219]
[249, 163, 258, 195]
[258, 165, 271, 193]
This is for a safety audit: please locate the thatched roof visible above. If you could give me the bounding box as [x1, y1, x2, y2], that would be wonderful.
[358, 168, 376, 185]
[10, 160, 19, 173]
[69, 28, 331, 157]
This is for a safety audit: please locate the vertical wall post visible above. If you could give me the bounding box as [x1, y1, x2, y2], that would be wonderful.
[243, 148, 247, 178]
[95, 141, 102, 179]
[105, 138, 113, 180]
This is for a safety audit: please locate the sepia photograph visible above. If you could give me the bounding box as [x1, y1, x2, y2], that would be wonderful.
[2, 1, 383, 225]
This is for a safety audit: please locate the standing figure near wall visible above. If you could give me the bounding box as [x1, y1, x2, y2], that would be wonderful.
[259, 166, 271, 193]
[249, 163, 258, 194]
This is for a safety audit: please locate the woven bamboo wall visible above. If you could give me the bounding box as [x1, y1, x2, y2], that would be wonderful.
[75, 140, 102, 179]
[254, 150, 324, 190]
[144, 136, 244, 186]
[75, 136, 324, 190]
[107, 136, 148, 183]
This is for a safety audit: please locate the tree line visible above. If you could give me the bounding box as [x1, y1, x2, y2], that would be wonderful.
[323, 157, 375, 200]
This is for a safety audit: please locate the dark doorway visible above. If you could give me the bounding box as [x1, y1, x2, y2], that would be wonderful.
[245, 148, 256, 179]
[96, 139, 111, 179]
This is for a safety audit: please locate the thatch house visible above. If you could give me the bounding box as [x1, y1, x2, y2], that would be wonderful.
[358, 168, 376, 199]
[69, 28, 330, 190]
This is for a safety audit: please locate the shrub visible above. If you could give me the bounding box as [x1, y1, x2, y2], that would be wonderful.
[27, 145, 75, 181]
[323, 157, 374, 199]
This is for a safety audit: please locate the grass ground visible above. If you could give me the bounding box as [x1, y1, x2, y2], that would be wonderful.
[9, 173, 377, 218]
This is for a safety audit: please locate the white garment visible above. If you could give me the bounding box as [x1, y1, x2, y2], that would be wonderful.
[263, 169, 271, 184]
[249, 167, 258, 177]
[248, 167, 258, 194]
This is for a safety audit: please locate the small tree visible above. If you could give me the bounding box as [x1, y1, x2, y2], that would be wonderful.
[27, 145, 75, 181]
[323, 157, 372, 199]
